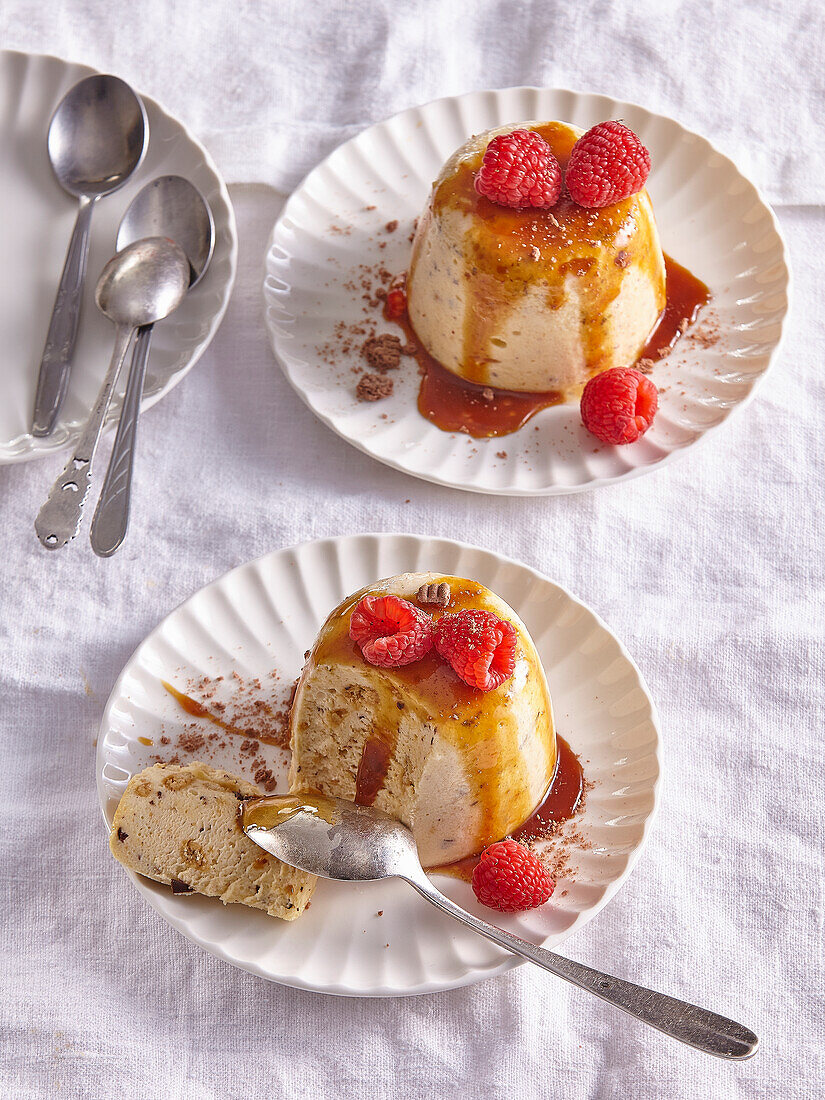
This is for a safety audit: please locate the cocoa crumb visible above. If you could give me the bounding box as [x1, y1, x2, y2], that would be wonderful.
[614, 250, 630, 268]
[364, 205, 376, 211]
[384, 220, 398, 233]
[178, 730, 206, 753]
[636, 357, 656, 374]
[495, 450, 508, 459]
[362, 333, 402, 372]
[356, 373, 394, 401]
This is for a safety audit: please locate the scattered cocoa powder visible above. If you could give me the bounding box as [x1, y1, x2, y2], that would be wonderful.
[636, 357, 655, 375]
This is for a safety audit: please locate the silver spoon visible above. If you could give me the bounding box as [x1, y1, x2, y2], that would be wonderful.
[35, 238, 190, 550]
[89, 176, 215, 557]
[243, 795, 759, 1060]
[32, 74, 148, 438]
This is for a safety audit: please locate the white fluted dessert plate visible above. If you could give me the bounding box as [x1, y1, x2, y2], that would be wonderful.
[264, 87, 789, 495]
[0, 50, 237, 463]
[98, 533, 660, 996]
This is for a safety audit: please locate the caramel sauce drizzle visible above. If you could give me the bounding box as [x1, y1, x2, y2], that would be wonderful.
[161, 680, 284, 748]
[391, 255, 709, 439]
[432, 734, 584, 882]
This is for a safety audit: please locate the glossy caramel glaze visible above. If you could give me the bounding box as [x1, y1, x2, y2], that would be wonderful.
[389, 254, 709, 438]
[243, 794, 341, 831]
[408, 121, 666, 387]
[290, 574, 557, 863]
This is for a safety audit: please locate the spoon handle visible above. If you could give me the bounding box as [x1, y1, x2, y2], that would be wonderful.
[32, 195, 97, 437]
[407, 876, 758, 1060]
[90, 323, 154, 557]
[35, 324, 135, 549]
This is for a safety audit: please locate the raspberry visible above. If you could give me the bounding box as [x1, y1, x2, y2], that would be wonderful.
[475, 129, 562, 210]
[385, 286, 407, 319]
[434, 609, 516, 692]
[565, 121, 651, 209]
[471, 839, 555, 912]
[349, 594, 433, 668]
[580, 367, 659, 445]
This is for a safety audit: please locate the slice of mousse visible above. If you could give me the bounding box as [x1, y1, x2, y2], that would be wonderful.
[288, 572, 556, 868]
[109, 762, 316, 920]
[407, 120, 666, 398]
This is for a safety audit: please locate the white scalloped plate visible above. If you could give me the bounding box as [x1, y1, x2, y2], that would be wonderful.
[264, 87, 789, 495]
[97, 534, 660, 996]
[0, 50, 237, 464]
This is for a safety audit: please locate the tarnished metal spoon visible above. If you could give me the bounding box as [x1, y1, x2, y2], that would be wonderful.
[32, 74, 148, 437]
[243, 794, 759, 1060]
[35, 238, 190, 550]
[90, 176, 215, 557]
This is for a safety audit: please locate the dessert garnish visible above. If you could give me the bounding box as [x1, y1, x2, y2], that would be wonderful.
[471, 838, 555, 912]
[362, 333, 402, 372]
[565, 121, 651, 208]
[433, 608, 517, 691]
[417, 581, 451, 606]
[356, 372, 393, 402]
[384, 278, 407, 319]
[580, 366, 659, 444]
[474, 128, 562, 209]
[349, 594, 434, 667]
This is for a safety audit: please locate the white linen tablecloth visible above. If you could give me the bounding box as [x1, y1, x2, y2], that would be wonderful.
[1, 2, 823, 1097]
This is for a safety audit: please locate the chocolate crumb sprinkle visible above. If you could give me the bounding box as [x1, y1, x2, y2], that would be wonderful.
[356, 373, 394, 402]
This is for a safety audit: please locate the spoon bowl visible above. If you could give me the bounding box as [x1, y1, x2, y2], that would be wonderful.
[95, 236, 191, 328]
[116, 175, 215, 286]
[243, 793, 758, 1060]
[48, 74, 148, 198]
[243, 795, 420, 883]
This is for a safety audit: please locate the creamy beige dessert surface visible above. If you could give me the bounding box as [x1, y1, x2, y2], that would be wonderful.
[407, 120, 667, 396]
[288, 571, 556, 866]
[109, 761, 316, 920]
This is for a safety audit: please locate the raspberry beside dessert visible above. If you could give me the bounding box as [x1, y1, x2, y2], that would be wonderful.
[474, 129, 562, 210]
[471, 839, 555, 912]
[565, 121, 651, 209]
[580, 366, 659, 444]
[349, 594, 434, 668]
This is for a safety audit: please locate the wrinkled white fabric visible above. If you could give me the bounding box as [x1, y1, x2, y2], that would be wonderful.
[0, 2, 823, 1098]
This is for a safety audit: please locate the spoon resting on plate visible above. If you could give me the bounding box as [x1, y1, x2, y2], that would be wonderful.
[243, 793, 758, 1060]
[32, 74, 148, 437]
[35, 237, 190, 549]
[90, 175, 215, 557]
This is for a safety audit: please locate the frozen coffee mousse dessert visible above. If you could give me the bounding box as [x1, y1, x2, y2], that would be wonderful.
[406, 120, 666, 398]
[288, 572, 556, 867]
